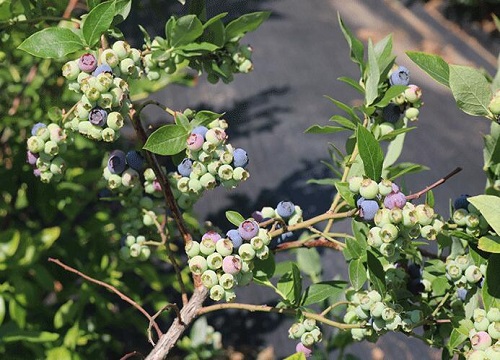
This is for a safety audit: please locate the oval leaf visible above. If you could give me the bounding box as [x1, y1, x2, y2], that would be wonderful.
[225, 12, 270, 41]
[449, 65, 493, 117]
[301, 281, 348, 306]
[478, 235, 500, 253]
[18, 27, 84, 58]
[406, 51, 449, 88]
[143, 124, 189, 156]
[225, 211, 245, 227]
[82, 1, 116, 47]
[357, 124, 384, 180]
[348, 259, 366, 290]
[170, 15, 203, 47]
[468, 195, 500, 236]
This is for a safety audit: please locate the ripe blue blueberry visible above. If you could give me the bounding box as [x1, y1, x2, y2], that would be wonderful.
[126, 150, 145, 171]
[177, 158, 193, 177]
[31, 123, 47, 136]
[454, 194, 470, 210]
[232, 148, 249, 168]
[107, 150, 127, 174]
[358, 198, 379, 221]
[89, 107, 107, 126]
[238, 219, 259, 240]
[382, 103, 402, 123]
[390, 66, 410, 86]
[226, 229, 243, 249]
[276, 200, 295, 218]
[92, 64, 113, 77]
[457, 288, 467, 301]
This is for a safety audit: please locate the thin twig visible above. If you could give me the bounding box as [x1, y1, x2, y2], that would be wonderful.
[147, 304, 183, 346]
[120, 351, 145, 360]
[406, 167, 462, 200]
[276, 237, 345, 251]
[48, 258, 163, 340]
[321, 301, 350, 316]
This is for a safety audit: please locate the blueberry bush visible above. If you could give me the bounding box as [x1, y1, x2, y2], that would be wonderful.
[1, 0, 500, 359]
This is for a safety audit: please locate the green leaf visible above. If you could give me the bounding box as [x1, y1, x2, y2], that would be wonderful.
[349, 259, 367, 290]
[39, 227, 61, 250]
[201, 18, 225, 47]
[112, 0, 132, 25]
[337, 76, 365, 94]
[357, 124, 384, 180]
[406, 51, 449, 87]
[386, 162, 428, 181]
[335, 181, 356, 208]
[0, 229, 20, 257]
[143, 124, 189, 156]
[449, 64, 493, 117]
[301, 281, 348, 306]
[2, 329, 59, 343]
[375, 85, 407, 108]
[176, 42, 219, 53]
[284, 353, 306, 360]
[54, 300, 76, 329]
[81, 0, 115, 47]
[478, 235, 500, 253]
[346, 237, 366, 260]
[0, 296, 5, 326]
[448, 319, 473, 349]
[378, 127, 415, 142]
[374, 34, 395, 77]
[191, 110, 224, 127]
[465, 292, 479, 319]
[253, 252, 275, 281]
[18, 27, 84, 58]
[296, 248, 321, 279]
[482, 275, 500, 311]
[426, 189, 435, 208]
[306, 178, 337, 187]
[304, 125, 346, 134]
[366, 251, 386, 295]
[277, 263, 302, 305]
[225, 211, 245, 227]
[338, 13, 364, 70]
[324, 96, 360, 122]
[225, 11, 270, 41]
[365, 40, 380, 106]
[485, 254, 500, 298]
[467, 195, 500, 236]
[330, 115, 357, 130]
[170, 15, 204, 47]
[174, 112, 190, 130]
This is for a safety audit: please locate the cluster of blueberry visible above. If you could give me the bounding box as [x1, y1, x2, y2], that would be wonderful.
[102, 150, 145, 191]
[186, 218, 270, 301]
[373, 65, 423, 139]
[467, 308, 500, 359]
[350, 177, 443, 260]
[446, 252, 485, 291]
[288, 319, 322, 358]
[27, 123, 69, 183]
[170, 119, 249, 210]
[343, 288, 423, 341]
[451, 195, 490, 238]
[120, 234, 151, 261]
[62, 42, 142, 141]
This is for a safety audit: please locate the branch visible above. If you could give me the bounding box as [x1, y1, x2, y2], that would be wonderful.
[48, 258, 163, 342]
[276, 237, 345, 251]
[145, 287, 209, 360]
[406, 167, 462, 200]
[147, 304, 183, 346]
[197, 302, 362, 330]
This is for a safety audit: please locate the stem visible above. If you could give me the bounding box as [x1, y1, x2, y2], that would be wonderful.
[197, 303, 362, 330]
[48, 258, 163, 341]
[406, 167, 462, 200]
[276, 237, 345, 251]
[321, 301, 350, 316]
[147, 304, 183, 346]
[431, 292, 450, 318]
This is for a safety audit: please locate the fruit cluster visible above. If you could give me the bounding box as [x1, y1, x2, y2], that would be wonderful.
[102, 150, 145, 191]
[120, 234, 151, 261]
[451, 195, 490, 238]
[288, 318, 322, 358]
[27, 122, 69, 183]
[466, 308, 500, 359]
[186, 218, 270, 301]
[373, 65, 423, 139]
[170, 118, 250, 210]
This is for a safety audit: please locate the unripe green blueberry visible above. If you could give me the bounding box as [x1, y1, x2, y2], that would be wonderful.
[49, 157, 66, 175]
[120, 58, 136, 75]
[372, 318, 386, 332]
[112, 40, 131, 60]
[380, 223, 398, 243]
[224, 289, 237, 302]
[453, 208, 469, 226]
[404, 107, 419, 121]
[367, 227, 383, 248]
[402, 208, 418, 227]
[96, 72, 113, 92]
[218, 164, 233, 181]
[136, 235, 146, 245]
[378, 179, 393, 196]
[201, 269, 218, 289]
[432, 218, 445, 232]
[185, 241, 200, 258]
[139, 246, 151, 260]
[142, 211, 155, 227]
[359, 178, 379, 199]
[381, 307, 396, 321]
[488, 93, 500, 115]
[465, 265, 483, 284]
[100, 49, 119, 67]
[110, 87, 124, 107]
[205, 128, 227, 145]
[233, 167, 249, 182]
[177, 177, 190, 193]
[289, 323, 306, 339]
[199, 172, 217, 189]
[97, 92, 113, 109]
[102, 128, 116, 142]
[250, 236, 264, 251]
[130, 243, 141, 257]
[374, 208, 391, 227]
[348, 176, 363, 193]
[62, 60, 80, 80]
[359, 294, 374, 311]
[191, 162, 207, 177]
[487, 308, 500, 322]
[446, 261, 462, 281]
[200, 238, 216, 256]
[468, 350, 488, 360]
[188, 178, 203, 193]
[370, 301, 385, 318]
[385, 314, 402, 331]
[256, 229, 271, 246]
[485, 344, 500, 360]
[488, 322, 500, 339]
[215, 238, 233, 257]
[302, 318, 316, 332]
[261, 207, 276, 219]
[206, 252, 223, 270]
[466, 213, 480, 229]
[310, 327, 322, 343]
[415, 204, 434, 226]
[188, 255, 208, 275]
[88, 124, 103, 141]
[420, 225, 437, 240]
[39, 171, 54, 183]
[255, 246, 269, 260]
[209, 284, 225, 301]
[107, 173, 122, 189]
[343, 310, 358, 324]
[389, 208, 403, 224]
[219, 273, 235, 290]
[404, 85, 422, 103]
[122, 168, 140, 187]
[107, 112, 124, 130]
[350, 328, 368, 341]
[474, 317, 490, 332]
[354, 306, 370, 320]
[380, 242, 396, 257]
[455, 255, 470, 271]
[27, 136, 45, 153]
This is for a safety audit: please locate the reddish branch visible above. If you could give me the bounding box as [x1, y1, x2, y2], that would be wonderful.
[276, 237, 345, 251]
[406, 167, 462, 200]
[48, 258, 163, 342]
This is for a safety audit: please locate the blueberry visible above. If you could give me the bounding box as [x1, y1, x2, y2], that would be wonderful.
[92, 64, 113, 77]
[238, 219, 259, 240]
[226, 229, 243, 249]
[191, 125, 208, 138]
[107, 150, 127, 174]
[456, 288, 467, 301]
[382, 103, 402, 123]
[78, 53, 97, 73]
[384, 191, 407, 209]
[407, 263, 421, 279]
[454, 194, 470, 210]
[358, 198, 379, 221]
[126, 150, 145, 171]
[31, 122, 47, 136]
[89, 107, 107, 126]
[390, 66, 410, 86]
[26, 151, 38, 165]
[177, 158, 193, 177]
[407, 278, 425, 295]
[232, 148, 249, 168]
[276, 200, 295, 218]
